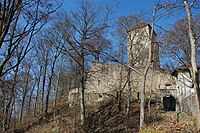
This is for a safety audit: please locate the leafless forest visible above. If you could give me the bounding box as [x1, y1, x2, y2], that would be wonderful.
[0, 0, 200, 132]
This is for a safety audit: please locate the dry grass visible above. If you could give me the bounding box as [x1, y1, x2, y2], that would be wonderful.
[5, 97, 198, 133]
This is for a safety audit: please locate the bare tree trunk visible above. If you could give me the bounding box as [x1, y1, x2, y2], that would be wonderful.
[140, 8, 156, 129]
[34, 65, 42, 116]
[34, 89, 39, 116]
[184, 0, 200, 129]
[126, 68, 131, 117]
[20, 88, 27, 122]
[80, 35, 86, 126]
[45, 78, 52, 116]
[2, 66, 18, 132]
[13, 98, 16, 132]
[140, 64, 150, 128]
[3, 99, 12, 132]
[118, 41, 125, 112]
[80, 76, 86, 126]
[20, 65, 31, 122]
[41, 60, 48, 114]
[7, 97, 15, 129]
[45, 51, 59, 115]
[148, 90, 152, 113]
[28, 82, 36, 117]
[53, 54, 63, 117]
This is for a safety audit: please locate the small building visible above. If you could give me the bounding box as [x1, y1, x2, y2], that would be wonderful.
[171, 66, 198, 115]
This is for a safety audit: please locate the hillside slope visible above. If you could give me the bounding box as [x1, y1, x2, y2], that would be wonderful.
[7, 98, 197, 133]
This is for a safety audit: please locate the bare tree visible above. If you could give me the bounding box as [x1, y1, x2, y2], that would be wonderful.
[19, 63, 31, 122]
[44, 32, 61, 115]
[139, 0, 167, 128]
[113, 14, 156, 129]
[162, 14, 200, 66]
[2, 66, 18, 132]
[0, 0, 62, 77]
[0, 2, 62, 130]
[17, 54, 36, 122]
[53, 54, 63, 117]
[33, 42, 44, 116]
[184, 0, 200, 129]
[27, 80, 36, 117]
[34, 33, 51, 115]
[160, 0, 200, 128]
[1, 45, 24, 131]
[53, 0, 110, 126]
[114, 14, 144, 113]
[87, 30, 111, 61]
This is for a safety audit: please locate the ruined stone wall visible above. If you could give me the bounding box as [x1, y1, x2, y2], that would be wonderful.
[85, 60, 125, 94]
[181, 94, 197, 116]
[84, 60, 176, 103]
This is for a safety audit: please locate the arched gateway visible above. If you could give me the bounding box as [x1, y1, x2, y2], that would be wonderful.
[163, 95, 176, 111]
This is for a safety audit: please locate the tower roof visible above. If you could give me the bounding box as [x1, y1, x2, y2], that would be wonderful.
[129, 22, 157, 36]
[130, 22, 149, 30]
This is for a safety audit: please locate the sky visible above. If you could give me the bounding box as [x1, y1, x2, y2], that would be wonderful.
[62, 0, 154, 17]
[63, 0, 155, 13]
[60, 0, 199, 67]
[61, 0, 187, 29]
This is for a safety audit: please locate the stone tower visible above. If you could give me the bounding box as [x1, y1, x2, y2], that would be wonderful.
[128, 23, 159, 69]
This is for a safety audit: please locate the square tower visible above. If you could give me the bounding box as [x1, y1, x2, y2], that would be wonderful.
[128, 23, 159, 69]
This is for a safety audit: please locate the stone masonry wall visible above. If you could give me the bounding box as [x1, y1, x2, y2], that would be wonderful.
[181, 94, 197, 116]
[84, 60, 176, 103]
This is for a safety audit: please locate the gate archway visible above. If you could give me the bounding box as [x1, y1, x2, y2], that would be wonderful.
[163, 95, 176, 111]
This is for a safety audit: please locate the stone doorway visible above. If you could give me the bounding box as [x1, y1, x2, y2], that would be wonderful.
[163, 95, 176, 111]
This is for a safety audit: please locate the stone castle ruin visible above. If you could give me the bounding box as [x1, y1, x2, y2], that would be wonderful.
[68, 23, 197, 116]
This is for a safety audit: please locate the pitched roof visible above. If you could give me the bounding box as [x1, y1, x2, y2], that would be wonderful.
[171, 65, 200, 76]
